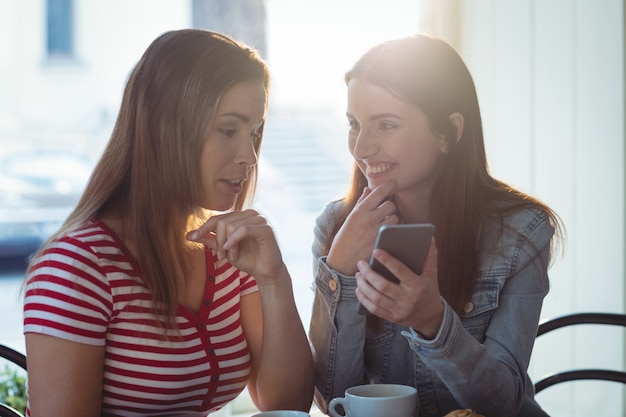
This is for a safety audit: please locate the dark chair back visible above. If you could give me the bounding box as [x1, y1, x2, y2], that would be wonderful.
[0, 346, 26, 372]
[534, 312, 626, 393]
[0, 404, 23, 417]
[0, 344, 26, 417]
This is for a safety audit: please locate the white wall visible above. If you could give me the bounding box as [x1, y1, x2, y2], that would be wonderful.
[422, 0, 625, 415]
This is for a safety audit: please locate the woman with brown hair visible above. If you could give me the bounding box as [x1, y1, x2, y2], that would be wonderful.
[309, 34, 563, 417]
[23, 29, 313, 417]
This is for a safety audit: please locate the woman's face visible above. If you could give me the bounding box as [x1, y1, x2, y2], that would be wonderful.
[346, 78, 446, 197]
[200, 80, 267, 211]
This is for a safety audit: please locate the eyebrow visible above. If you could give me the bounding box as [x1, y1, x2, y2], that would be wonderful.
[218, 112, 251, 123]
[346, 112, 402, 121]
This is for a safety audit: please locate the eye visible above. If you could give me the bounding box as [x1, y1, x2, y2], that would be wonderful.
[347, 119, 360, 131]
[379, 121, 396, 131]
[219, 128, 237, 138]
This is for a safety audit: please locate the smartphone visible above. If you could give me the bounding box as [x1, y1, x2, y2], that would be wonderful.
[357, 223, 435, 314]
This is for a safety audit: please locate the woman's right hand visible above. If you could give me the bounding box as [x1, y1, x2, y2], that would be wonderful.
[186, 209, 286, 285]
[326, 181, 398, 275]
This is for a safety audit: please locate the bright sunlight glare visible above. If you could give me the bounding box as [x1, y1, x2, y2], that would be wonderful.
[266, 0, 422, 110]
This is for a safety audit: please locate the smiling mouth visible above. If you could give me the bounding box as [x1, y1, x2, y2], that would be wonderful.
[366, 163, 395, 175]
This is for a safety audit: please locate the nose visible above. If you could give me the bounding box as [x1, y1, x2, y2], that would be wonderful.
[350, 128, 378, 160]
[236, 138, 258, 167]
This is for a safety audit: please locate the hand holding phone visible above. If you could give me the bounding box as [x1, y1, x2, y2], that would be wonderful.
[357, 223, 435, 314]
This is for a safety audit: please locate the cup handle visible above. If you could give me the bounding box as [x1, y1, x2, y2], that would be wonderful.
[328, 397, 346, 417]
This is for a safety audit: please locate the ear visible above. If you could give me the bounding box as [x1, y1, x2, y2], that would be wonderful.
[449, 112, 464, 143]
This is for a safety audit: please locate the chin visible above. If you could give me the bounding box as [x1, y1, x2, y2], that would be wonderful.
[203, 199, 236, 212]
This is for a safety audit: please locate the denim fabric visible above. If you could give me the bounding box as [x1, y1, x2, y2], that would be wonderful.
[309, 199, 554, 417]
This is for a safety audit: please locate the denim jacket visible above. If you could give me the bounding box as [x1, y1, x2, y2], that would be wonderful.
[309, 199, 554, 417]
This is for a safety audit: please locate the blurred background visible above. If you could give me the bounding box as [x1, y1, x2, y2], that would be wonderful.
[0, 0, 623, 416]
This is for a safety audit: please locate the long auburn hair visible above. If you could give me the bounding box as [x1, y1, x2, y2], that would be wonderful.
[327, 34, 563, 314]
[27, 29, 270, 323]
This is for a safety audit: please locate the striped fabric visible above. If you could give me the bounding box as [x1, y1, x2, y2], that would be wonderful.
[23, 220, 258, 416]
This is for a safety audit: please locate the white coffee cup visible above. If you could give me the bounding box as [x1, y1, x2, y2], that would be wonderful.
[328, 383, 417, 417]
[251, 411, 311, 417]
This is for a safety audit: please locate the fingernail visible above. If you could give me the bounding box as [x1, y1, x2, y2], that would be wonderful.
[187, 231, 199, 241]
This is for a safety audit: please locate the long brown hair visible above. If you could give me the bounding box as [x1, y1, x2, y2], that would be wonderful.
[327, 34, 563, 314]
[27, 29, 270, 323]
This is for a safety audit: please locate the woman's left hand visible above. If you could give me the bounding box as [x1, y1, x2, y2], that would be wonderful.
[186, 209, 285, 282]
[354, 238, 444, 338]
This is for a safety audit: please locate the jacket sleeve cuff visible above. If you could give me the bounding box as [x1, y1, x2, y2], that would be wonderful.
[401, 297, 455, 351]
[316, 256, 358, 301]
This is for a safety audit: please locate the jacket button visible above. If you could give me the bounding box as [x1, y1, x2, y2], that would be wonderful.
[464, 302, 474, 314]
[328, 279, 337, 291]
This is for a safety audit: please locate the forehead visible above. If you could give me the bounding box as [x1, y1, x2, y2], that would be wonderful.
[347, 78, 410, 116]
[217, 81, 268, 118]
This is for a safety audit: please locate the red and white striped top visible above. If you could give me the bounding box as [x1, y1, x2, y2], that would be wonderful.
[23, 220, 258, 416]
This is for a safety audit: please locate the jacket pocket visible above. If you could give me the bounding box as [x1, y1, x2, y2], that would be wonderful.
[461, 281, 500, 340]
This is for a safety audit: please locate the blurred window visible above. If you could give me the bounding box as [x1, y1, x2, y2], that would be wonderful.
[46, 0, 74, 58]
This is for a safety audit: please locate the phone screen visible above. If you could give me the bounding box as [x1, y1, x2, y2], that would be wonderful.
[357, 223, 435, 314]
[369, 223, 435, 283]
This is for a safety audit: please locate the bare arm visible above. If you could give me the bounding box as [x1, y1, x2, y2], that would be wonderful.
[241, 269, 314, 411]
[25, 333, 105, 417]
